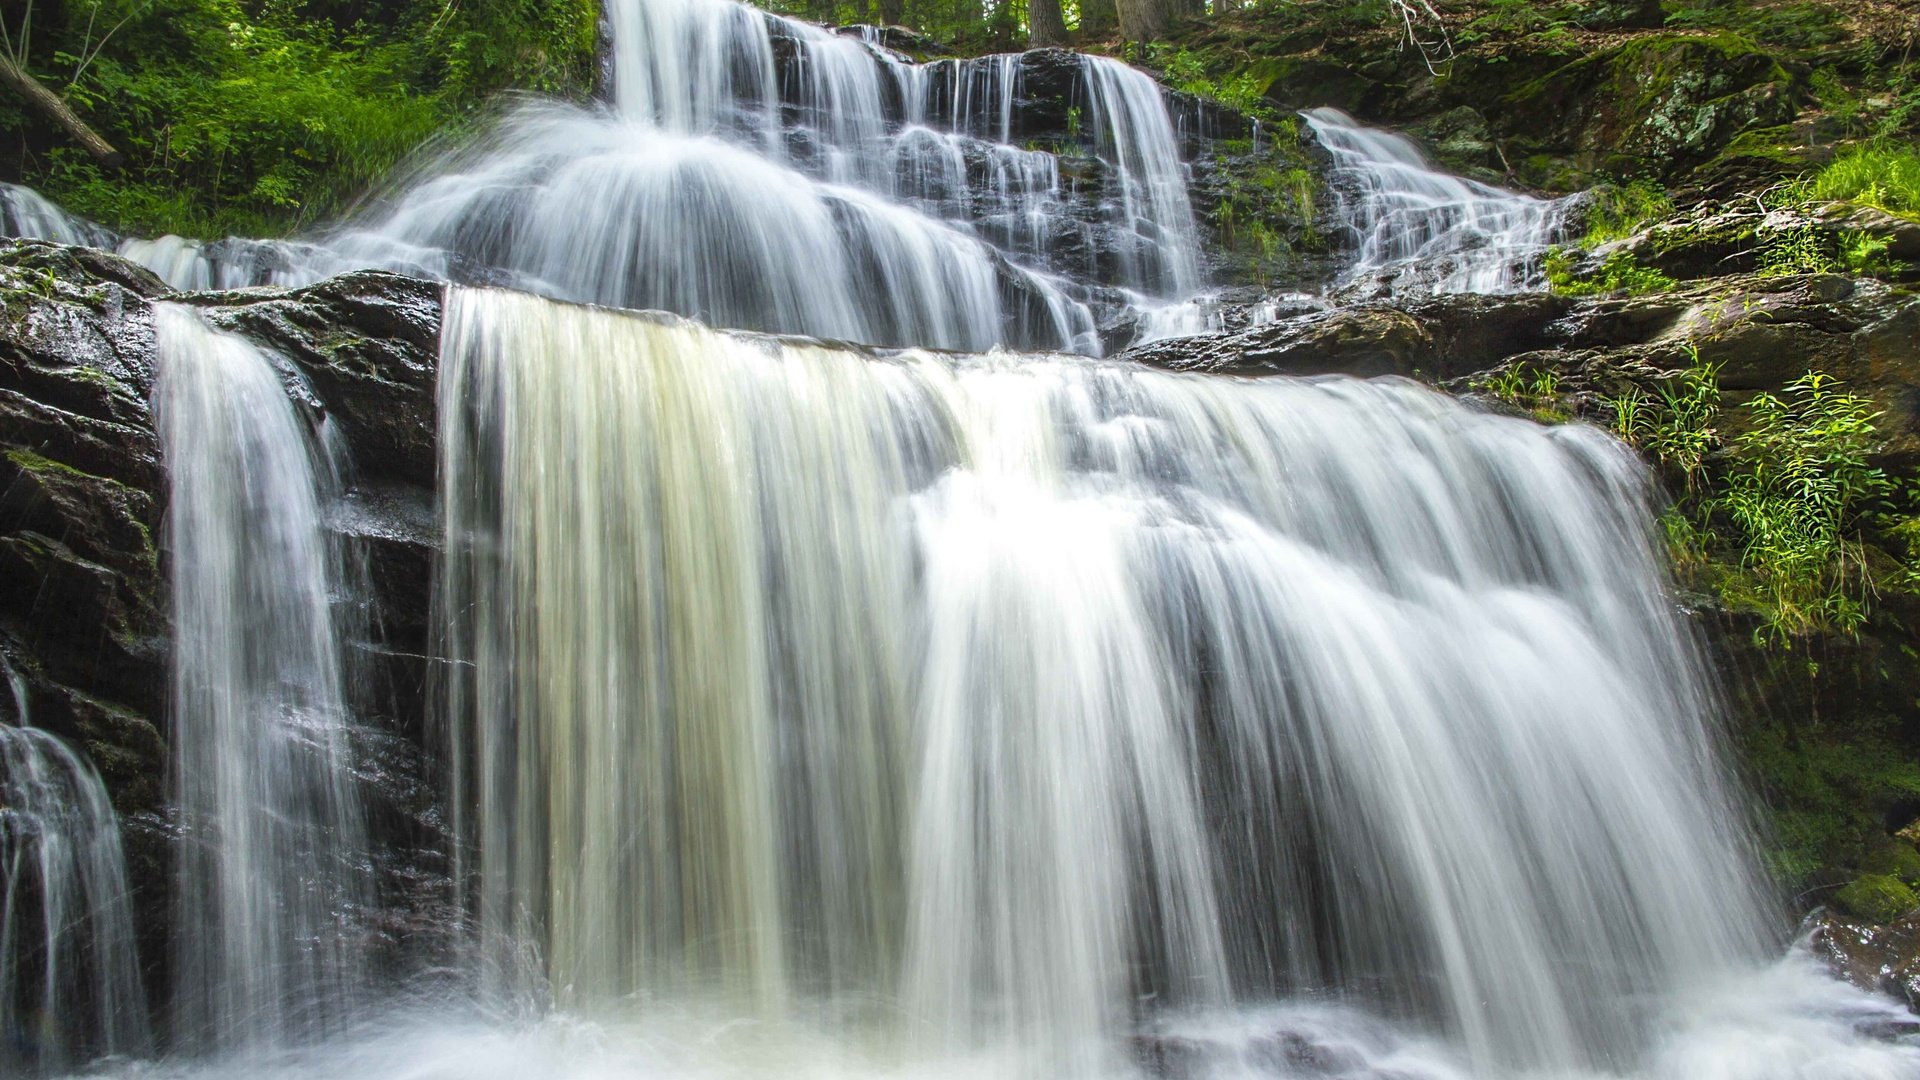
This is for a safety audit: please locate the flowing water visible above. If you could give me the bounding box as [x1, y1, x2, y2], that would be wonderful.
[151, 304, 372, 1053]
[1304, 107, 1568, 296]
[0, 181, 115, 248]
[0, 657, 150, 1073]
[5, 1, 1920, 1077]
[420, 287, 1919, 1080]
[295, 0, 1208, 351]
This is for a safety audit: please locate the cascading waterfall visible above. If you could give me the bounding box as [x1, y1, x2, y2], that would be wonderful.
[300, 0, 1205, 352]
[1, 181, 115, 248]
[0, 657, 151, 1073]
[1305, 107, 1568, 295]
[151, 303, 371, 1052]
[428, 286, 1920, 1079]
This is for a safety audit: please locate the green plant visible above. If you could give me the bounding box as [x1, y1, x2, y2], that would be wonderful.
[1719, 373, 1895, 643]
[1757, 226, 1839, 277]
[1806, 144, 1920, 219]
[1480, 363, 1566, 421]
[1579, 179, 1675, 247]
[1545, 248, 1676, 297]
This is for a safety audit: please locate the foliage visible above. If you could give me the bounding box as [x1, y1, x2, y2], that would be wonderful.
[1544, 248, 1675, 297]
[1453, 0, 1580, 56]
[1719, 373, 1894, 643]
[1577, 178, 1674, 247]
[3, 0, 599, 238]
[1662, 0, 1846, 50]
[1478, 362, 1567, 422]
[1806, 143, 1920, 221]
[1612, 358, 1907, 647]
[1151, 45, 1268, 115]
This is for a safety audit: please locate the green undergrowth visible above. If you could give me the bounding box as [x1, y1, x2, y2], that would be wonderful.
[1802, 144, 1920, 220]
[1601, 356, 1920, 902]
[1544, 248, 1676, 297]
[1610, 361, 1912, 645]
[2, 0, 600, 238]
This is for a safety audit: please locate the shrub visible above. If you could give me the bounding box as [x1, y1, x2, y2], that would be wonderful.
[1807, 144, 1920, 220]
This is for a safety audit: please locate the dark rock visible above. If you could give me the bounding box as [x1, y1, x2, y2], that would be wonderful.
[1126, 305, 1432, 377]
[1805, 909, 1920, 1012]
[194, 271, 443, 489]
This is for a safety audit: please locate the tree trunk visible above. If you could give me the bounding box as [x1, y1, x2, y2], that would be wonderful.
[1115, 0, 1169, 41]
[879, 0, 904, 24]
[0, 55, 120, 170]
[1079, 0, 1116, 37]
[1029, 0, 1069, 47]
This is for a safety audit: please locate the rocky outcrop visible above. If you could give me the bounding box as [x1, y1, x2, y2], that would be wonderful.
[0, 239, 450, 993]
[1806, 909, 1920, 1013]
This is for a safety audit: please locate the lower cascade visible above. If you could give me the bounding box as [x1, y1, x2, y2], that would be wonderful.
[151, 304, 372, 1052]
[5, 0, 1920, 1072]
[419, 286, 1916, 1078]
[0, 660, 150, 1074]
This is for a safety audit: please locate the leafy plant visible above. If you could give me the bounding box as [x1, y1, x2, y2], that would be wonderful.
[1578, 179, 1675, 247]
[1807, 143, 1920, 220]
[1544, 248, 1676, 296]
[1719, 372, 1894, 643]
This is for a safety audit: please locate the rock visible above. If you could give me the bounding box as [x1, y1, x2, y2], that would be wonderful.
[1125, 305, 1433, 377]
[192, 271, 442, 489]
[1805, 909, 1920, 1012]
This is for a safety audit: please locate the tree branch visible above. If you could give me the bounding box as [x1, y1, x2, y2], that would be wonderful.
[0, 53, 121, 170]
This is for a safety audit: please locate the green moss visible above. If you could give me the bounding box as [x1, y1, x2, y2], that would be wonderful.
[1834, 873, 1918, 923]
[5, 448, 92, 480]
[1545, 248, 1676, 296]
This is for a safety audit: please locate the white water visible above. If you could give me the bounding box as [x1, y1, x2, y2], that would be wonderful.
[0, 181, 115, 248]
[151, 304, 371, 1053]
[1304, 108, 1568, 296]
[0, 657, 150, 1073]
[292, 0, 1205, 351]
[413, 286, 1918, 1080]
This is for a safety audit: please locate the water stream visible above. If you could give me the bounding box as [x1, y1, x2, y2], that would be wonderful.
[151, 304, 372, 1053]
[0, 657, 150, 1073]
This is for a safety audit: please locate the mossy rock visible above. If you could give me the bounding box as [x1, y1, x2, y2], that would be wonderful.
[1500, 33, 1800, 185]
[1834, 873, 1919, 924]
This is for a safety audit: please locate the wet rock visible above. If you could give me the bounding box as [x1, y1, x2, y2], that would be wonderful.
[1805, 909, 1920, 1012]
[1126, 305, 1432, 377]
[193, 271, 443, 489]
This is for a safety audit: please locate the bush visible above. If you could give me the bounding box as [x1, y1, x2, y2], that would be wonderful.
[1804, 143, 1920, 220]
[4, 0, 599, 238]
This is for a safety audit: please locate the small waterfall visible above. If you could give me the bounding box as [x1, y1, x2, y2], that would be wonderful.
[1, 182, 116, 248]
[151, 303, 371, 1051]
[437, 286, 1799, 1076]
[0, 658, 151, 1074]
[1305, 107, 1566, 295]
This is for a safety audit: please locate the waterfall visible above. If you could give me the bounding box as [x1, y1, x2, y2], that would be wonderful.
[0, 657, 151, 1073]
[433, 285, 1829, 1076]
[1, 182, 115, 248]
[151, 303, 371, 1051]
[298, 0, 1207, 352]
[1304, 108, 1567, 295]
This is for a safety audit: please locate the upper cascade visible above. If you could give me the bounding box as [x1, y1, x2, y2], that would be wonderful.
[0, 0, 1208, 354]
[1305, 108, 1569, 296]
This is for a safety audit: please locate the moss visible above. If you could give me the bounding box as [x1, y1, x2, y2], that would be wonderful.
[1834, 873, 1919, 924]
[1544, 248, 1676, 296]
[4, 448, 93, 480]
